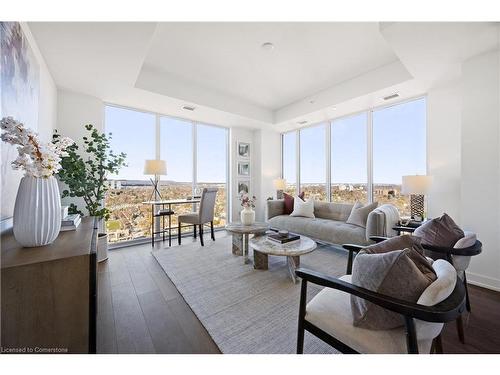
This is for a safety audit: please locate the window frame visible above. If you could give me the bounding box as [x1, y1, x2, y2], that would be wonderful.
[281, 95, 428, 204]
[104, 103, 230, 248]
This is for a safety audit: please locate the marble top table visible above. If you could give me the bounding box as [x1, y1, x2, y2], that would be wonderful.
[249, 235, 317, 283]
[225, 222, 269, 264]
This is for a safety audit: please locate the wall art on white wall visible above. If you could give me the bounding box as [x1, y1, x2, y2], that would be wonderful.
[238, 142, 250, 158]
[238, 180, 250, 194]
[238, 161, 250, 176]
[0, 22, 40, 223]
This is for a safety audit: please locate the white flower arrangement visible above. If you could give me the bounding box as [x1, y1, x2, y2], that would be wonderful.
[1, 116, 74, 178]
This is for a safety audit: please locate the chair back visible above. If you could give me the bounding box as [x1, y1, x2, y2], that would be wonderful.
[199, 188, 218, 224]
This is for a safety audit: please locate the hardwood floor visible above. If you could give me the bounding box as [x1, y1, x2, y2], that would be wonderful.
[97, 233, 500, 354]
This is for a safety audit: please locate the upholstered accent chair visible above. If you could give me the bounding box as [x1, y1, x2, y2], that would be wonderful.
[295, 259, 466, 354]
[346, 234, 482, 344]
[177, 188, 218, 246]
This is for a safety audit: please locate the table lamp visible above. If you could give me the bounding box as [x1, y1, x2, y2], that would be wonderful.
[144, 159, 167, 201]
[273, 178, 286, 199]
[402, 175, 433, 221]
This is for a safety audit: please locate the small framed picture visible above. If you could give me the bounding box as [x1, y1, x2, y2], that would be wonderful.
[238, 161, 250, 176]
[238, 180, 250, 194]
[238, 142, 250, 158]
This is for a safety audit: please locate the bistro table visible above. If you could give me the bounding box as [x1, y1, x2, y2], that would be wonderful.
[143, 198, 200, 247]
[225, 222, 269, 264]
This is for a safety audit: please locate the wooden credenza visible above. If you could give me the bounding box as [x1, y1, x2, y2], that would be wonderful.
[1, 217, 98, 353]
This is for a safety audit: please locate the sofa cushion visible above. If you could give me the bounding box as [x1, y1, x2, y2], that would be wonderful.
[346, 201, 378, 228]
[268, 215, 371, 245]
[414, 213, 464, 248]
[290, 198, 315, 218]
[283, 192, 305, 215]
[314, 201, 354, 221]
[305, 275, 436, 353]
[350, 248, 436, 330]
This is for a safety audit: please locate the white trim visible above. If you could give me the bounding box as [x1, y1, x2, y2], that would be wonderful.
[466, 271, 500, 292]
[367, 110, 374, 203]
[325, 122, 332, 202]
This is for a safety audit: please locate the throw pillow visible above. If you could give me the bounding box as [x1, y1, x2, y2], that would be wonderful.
[290, 197, 315, 218]
[414, 213, 464, 247]
[283, 192, 305, 215]
[346, 201, 378, 228]
[363, 235, 425, 255]
[351, 247, 437, 330]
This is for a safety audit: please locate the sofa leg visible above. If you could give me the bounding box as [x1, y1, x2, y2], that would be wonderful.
[178, 222, 181, 245]
[211, 221, 215, 241]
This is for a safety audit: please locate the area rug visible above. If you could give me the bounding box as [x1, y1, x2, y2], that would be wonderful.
[152, 235, 348, 354]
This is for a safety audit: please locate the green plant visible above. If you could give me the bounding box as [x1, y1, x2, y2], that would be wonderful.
[53, 124, 127, 220]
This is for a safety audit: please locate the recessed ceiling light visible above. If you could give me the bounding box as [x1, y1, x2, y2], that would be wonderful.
[309, 99, 315, 104]
[332, 106, 337, 111]
[181, 105, 196, 111]
[261, 42, 275, 51]
[383, 93, 399, 101]
[297, 120, 308, 125]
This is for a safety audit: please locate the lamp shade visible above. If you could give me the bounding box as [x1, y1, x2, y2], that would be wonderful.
[273, 178, 286, 190]
[401, 175, 432, 195]
[143, 160, 167, 175]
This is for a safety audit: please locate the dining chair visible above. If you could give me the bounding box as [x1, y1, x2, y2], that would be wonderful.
[177, 188, 218, 246]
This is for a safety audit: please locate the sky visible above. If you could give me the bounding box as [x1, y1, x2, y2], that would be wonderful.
[106, 106, 227, 182]
[106, 97, 426, 185]
[284, 97, 426, 185]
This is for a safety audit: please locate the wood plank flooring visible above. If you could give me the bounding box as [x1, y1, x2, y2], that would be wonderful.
[97, 233, 500, 354]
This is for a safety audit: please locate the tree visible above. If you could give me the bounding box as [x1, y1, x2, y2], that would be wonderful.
[53, 124, 127, 220]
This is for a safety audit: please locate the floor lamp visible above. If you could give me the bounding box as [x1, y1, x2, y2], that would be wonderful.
[144, 159, 167, 201]
[402, 175, 433, 221]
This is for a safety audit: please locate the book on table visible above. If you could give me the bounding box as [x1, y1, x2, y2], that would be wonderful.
[267, 233, 300, 244]
[60, 214, 81, 231]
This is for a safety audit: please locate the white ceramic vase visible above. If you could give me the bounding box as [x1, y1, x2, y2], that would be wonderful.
[13, 176, 61, 247]
[240, 206, 255, 225]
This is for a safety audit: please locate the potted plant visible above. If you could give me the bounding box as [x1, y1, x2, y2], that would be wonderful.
[1, 117, 74, 247]
[53, 124, 126, 262]
[239, 193, 256, 225]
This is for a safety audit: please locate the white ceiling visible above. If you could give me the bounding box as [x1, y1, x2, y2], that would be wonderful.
[28, 22, 499, 131]
[143, 23, 398, 110]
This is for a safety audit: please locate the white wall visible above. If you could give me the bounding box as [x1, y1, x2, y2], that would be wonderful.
[427, 81, 462, 221]
[460, 49, 500, 290]
[56, 89, 104, 214]
[253, 129, 281, 221]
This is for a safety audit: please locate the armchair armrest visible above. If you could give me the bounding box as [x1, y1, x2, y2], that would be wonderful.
[370, 236, 390, 243]
[342, 244, 364, 274]
[295, 267, 465, 323]
[422, 240, 482, 257]
[266, 199, 285, 220]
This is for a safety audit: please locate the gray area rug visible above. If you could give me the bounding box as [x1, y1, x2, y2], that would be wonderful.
[153, 235, 348, 354]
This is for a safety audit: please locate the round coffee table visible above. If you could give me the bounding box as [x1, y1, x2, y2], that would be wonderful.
[249, 235, 317, 283]
[225, 222, 269, 264]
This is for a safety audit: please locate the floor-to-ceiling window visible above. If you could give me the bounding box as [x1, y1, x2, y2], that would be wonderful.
[104, 105, 229, 245]
[160, 117, 193, 233]
[300, 123, 327, 200]
[373, 97, 426, 216]
[282, 131, 297, 195]
[331, 113, 367, 203]
[196, 123, 228, 228]
[281, 97, 426, 214]
[105, 106, 156, 243]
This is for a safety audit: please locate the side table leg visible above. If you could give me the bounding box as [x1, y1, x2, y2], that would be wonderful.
[243, 234, 250, 264]
[254, 250, 269, 270]
[287, 256, 300, 283]
[232, 233, 243, 256]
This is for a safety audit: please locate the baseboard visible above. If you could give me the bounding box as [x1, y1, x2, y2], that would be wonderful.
[466, 271, 500, 292]
[0, 216, 13, 234]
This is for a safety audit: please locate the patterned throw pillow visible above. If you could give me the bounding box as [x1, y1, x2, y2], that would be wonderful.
[283, 192, 305, 215]
[351, 248, 437, 330]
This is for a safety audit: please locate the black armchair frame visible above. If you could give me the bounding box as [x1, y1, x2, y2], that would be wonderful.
[342, 236, 482, 344]
[296, 267, 466, 354]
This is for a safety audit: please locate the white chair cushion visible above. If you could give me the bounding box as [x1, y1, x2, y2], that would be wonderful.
[452, 231, 476, 273]
[290, 198, 315, 218]
[305, 261, 457, 354]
